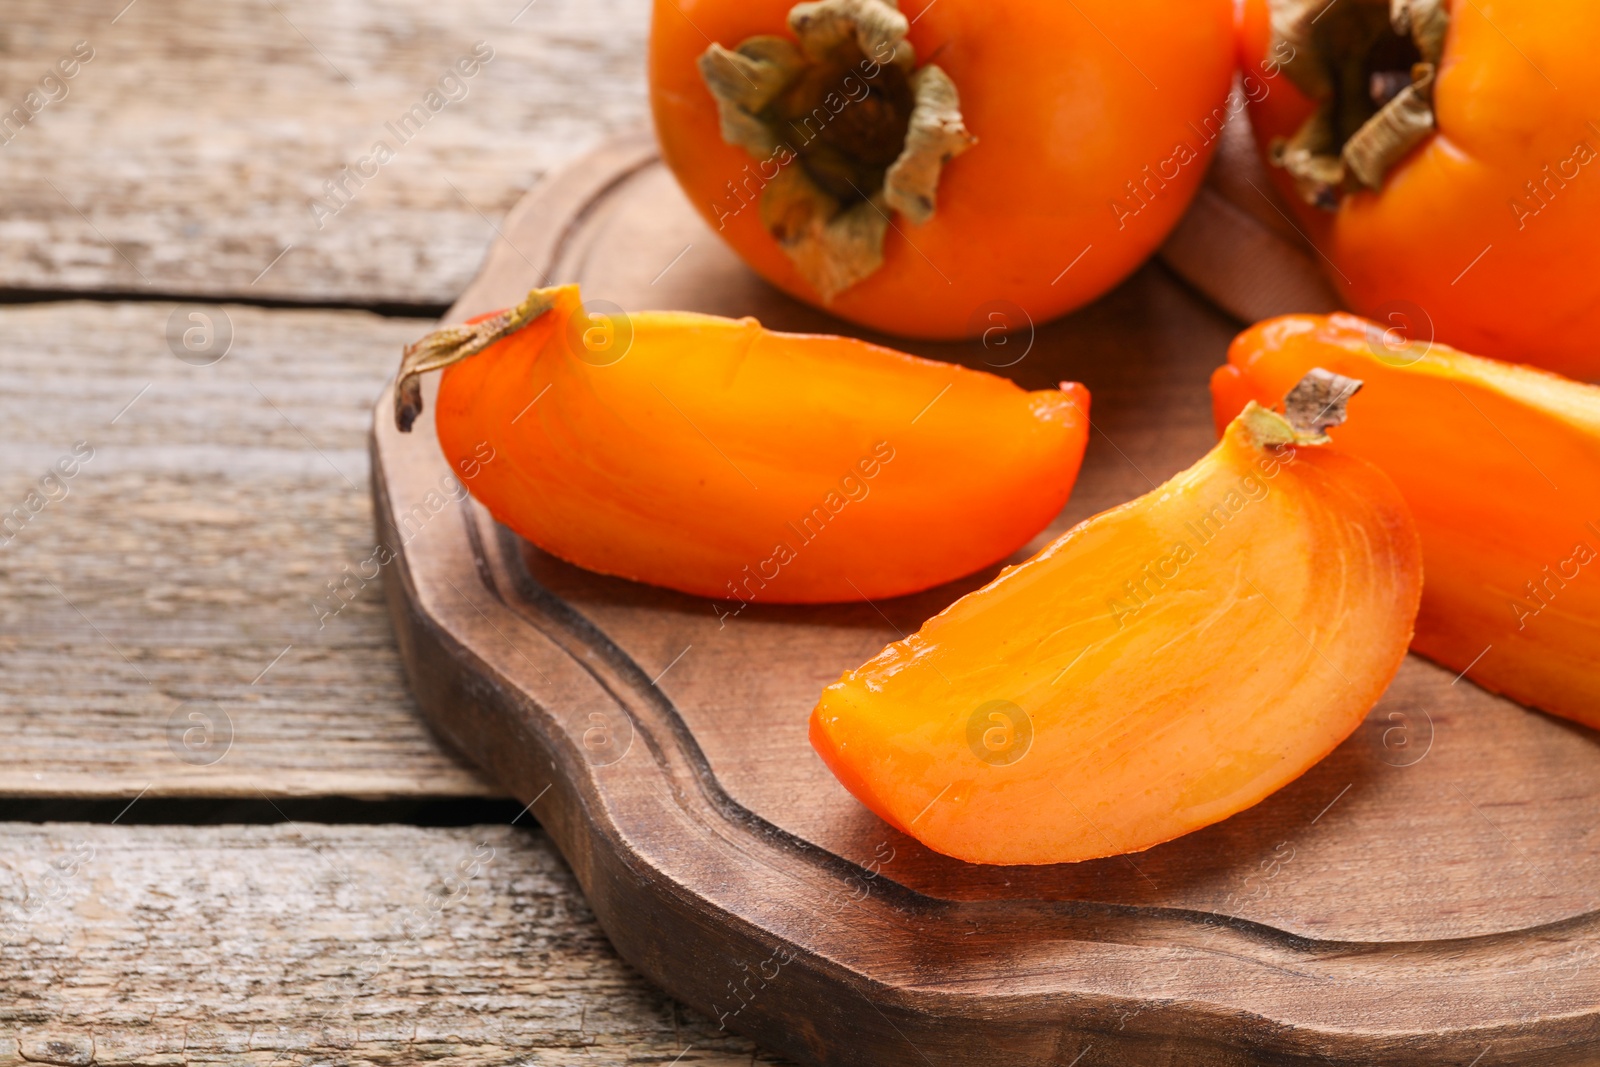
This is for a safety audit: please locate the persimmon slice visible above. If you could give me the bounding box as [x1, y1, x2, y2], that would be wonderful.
[810, 384, 1421, 865]
[1214, 314, 1600, 727]
[394, 284, 1090, 604]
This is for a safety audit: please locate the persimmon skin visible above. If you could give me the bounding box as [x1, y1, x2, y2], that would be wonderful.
[650, 0, 1234, 340]
[810, 408, 1421, 865]
[1237, 0, 1600, 381]
[1214, 314, 1600, 728]
[432, 286, 1090, 604]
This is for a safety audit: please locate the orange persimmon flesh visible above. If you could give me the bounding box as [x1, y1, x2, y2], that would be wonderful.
[1214, 314, 1600, 727]
[431, 285, 1090, 604]
[810, 402, 1421, 864]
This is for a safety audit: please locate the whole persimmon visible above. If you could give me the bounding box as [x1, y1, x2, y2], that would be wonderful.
[1238, 0, 1600, 381]
[650, 0, 1234, 339]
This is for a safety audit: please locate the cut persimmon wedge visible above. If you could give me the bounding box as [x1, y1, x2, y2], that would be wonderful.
[393, 284, 1090, 603]
[1214, 314, 1600, 727]
[810, 377, 1421, 865]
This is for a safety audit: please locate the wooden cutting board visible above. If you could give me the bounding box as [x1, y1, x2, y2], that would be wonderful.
[371, 128, 1600, 1066]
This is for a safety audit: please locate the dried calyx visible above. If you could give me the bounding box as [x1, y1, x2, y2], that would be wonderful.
[1244, 367, 1365, 447]
[1269, 0, 1447, 208]
[394, 287, 559, 432]
[698, 0, 975, 299]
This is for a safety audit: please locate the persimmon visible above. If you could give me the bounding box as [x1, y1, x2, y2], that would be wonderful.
[1238, 0, 1600, 380]
[1214, 314, 1600, 727]
[811, 374, 1421, 864]
[393, 284, 1090, 604]
[650, 0, 1234, 339]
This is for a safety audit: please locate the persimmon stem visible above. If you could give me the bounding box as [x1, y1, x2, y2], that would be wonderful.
[1269, 0, 1447, 207]
[1241, 368, 1364, 448]
[1285, 367, 1363, 440]
[698, 0, 975, 299]
[394, 287, 560, 432]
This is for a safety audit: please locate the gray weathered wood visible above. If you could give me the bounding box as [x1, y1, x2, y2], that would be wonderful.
[0, 0, 649, 305]
[1, 1, 767, 1060]
[0, 821, 787, 1066]
[0, 300, 498, 797]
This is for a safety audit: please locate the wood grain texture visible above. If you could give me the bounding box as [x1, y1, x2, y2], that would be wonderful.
[373, 139, 1600, 1067]
[0, 300, 498, 797]
[0, 0, 649, 305]
[0, 821, 786, 1066]
[1155, 93, 1342, 323]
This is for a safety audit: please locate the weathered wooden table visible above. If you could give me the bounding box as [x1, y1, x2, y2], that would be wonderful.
[0, 1, 792, 1062]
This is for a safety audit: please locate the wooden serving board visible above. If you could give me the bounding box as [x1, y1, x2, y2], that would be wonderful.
[372, 129, 1600, 1066]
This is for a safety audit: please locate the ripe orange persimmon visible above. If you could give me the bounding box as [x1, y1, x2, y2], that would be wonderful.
[1214, 314, 1600, 728]
[811, 378, 1421, 864]
[1238, 0, 1600, 380]
[650, 0, 1234, 339]
[393, 285, 1090, 604]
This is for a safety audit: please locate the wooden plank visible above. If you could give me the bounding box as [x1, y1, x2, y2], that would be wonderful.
[1155, 103, 1343, 323]
[0, 300, 499, 797]
[0, 820, 787, 1066]
[0, 0, 649, 305]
